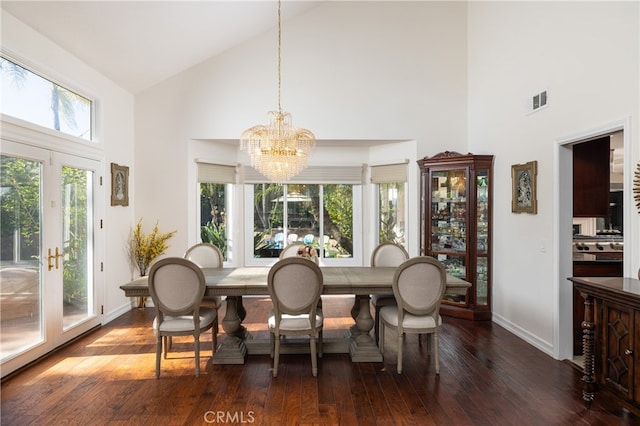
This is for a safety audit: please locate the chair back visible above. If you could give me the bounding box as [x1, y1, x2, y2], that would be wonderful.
[393, 256, 446, 317]
[184, 243, 223, 268]
[268, 257, 323, 320]
[279, 241, 304, 259]
[371, 242, 409, 267]
[149, 257, 206, 321]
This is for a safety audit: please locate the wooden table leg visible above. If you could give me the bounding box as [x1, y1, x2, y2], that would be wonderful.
[212, 296, 249, 364]
[581, 292, 596, 403]
[346, 295, 383, 362]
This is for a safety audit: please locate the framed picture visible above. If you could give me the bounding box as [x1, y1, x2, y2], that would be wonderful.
[110, 163, 129, 206]
[511, 161, 537, 214]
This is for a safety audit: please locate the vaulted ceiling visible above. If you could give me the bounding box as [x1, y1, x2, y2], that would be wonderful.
[2, 1, 323, 94]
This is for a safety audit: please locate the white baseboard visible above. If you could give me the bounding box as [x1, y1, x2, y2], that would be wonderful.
[492, 312, 555, 358]
[103, 302, 136, 324]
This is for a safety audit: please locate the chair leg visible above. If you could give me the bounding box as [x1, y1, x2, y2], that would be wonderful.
[195, 335, 201, 377]
[379, 322, 385, 354]
[269, 332, 275, 358]
[310, 335, 318, 377]
[434, 331, 440, 375]
[211, 319, 218, 356]
[318, 329, 323, 358]
[155, 336, 162, 378]
[374, 306, 381, 344]
[163, 336, 168, 359]
[397, 332, 403, 374]
[273, 335, 280, 378]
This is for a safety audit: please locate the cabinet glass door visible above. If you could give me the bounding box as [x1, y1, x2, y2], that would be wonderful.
[430, 169, 467, 305]
[475, 169, 490, 306]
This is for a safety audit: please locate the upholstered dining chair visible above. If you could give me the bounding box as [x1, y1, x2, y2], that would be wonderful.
[183, 243, 223, 341]
[148, 257, 218, 378]
[267, 257, 324, 377]
[379, 256, 447, 374]
[184, 242, 223, 268]
[184, 243, 223, 307]
[369, 242, 409, 343]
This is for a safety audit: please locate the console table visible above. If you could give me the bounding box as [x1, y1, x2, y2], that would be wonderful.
[121, 266, 471, 365]
[568, 276, 640, 411]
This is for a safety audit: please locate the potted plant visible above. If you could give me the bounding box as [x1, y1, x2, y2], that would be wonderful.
[128, 219, 176, 307]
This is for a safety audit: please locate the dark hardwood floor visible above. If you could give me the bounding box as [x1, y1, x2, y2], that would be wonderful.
[2, 296, 639, 425]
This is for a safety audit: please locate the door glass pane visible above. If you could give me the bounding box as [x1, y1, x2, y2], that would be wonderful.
[431, 170, 467, 253]
[431, 169, 467, 305]
[0, 155, 43, 360]
[435, 254, 467, 305]
[61, 166, 93, 329]
[476, 169, 489, 306]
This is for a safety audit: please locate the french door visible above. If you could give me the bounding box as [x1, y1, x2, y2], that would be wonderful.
[1, 140, 103, 376]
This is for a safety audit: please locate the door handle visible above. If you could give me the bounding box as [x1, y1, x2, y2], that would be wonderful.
[47, 247, 64, 271]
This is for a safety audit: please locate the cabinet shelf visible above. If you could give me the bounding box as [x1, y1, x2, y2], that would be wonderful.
[419, 151, 494, 321]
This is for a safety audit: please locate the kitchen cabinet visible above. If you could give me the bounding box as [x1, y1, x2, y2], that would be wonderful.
[573, 137, 610, 217]
[418, 151, 494, 320]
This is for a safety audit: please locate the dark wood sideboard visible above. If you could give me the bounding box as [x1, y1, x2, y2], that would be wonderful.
[568, 276, 640, 413]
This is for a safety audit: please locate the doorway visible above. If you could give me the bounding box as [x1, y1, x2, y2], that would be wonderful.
[555, 118, 632, 360]
[1, 139, 103, 377]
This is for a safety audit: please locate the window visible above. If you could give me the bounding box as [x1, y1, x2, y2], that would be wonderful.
[371, 163, 407, 248]
[0, 56, 92, 141]
[251, 183, 354, 260]
[197, 163, 234, 261]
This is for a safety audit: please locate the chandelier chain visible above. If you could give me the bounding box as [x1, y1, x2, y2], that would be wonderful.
[277, 0, 282, 113]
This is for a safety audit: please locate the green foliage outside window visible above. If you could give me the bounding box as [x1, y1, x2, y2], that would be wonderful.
[1, 156, 41, 262]
[199, 183, 227, 259]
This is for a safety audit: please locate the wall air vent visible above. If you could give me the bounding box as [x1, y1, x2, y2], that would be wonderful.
[530, 90, 548, 113]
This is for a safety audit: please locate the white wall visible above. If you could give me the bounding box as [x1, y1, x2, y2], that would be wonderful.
[467, 1, 640, 356]
[1, 12, 136, 320]
[134, 1, 469, 259]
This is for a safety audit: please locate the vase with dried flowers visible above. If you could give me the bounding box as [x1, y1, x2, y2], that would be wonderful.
[296, 244, 319, 264]
[128, 219, 177, 277]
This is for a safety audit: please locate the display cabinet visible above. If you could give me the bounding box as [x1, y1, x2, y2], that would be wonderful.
[418, 151, 494, 320]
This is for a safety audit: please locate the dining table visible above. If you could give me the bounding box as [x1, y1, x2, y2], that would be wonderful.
[120, 266, 471, 364]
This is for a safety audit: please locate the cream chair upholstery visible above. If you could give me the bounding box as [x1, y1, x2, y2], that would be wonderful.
[148, 257, 217, 378]
[379, 256, 446, 374]
[267, 257, 324, 377]
[369, 242, 409, 343]
[184, 243, 223, 268]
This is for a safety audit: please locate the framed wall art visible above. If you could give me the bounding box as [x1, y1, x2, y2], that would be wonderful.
[110, 163, 129, 206]
[511, 160, 537, 214]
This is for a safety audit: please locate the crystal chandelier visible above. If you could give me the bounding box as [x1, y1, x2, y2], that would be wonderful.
[240, 0, 315, 183]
